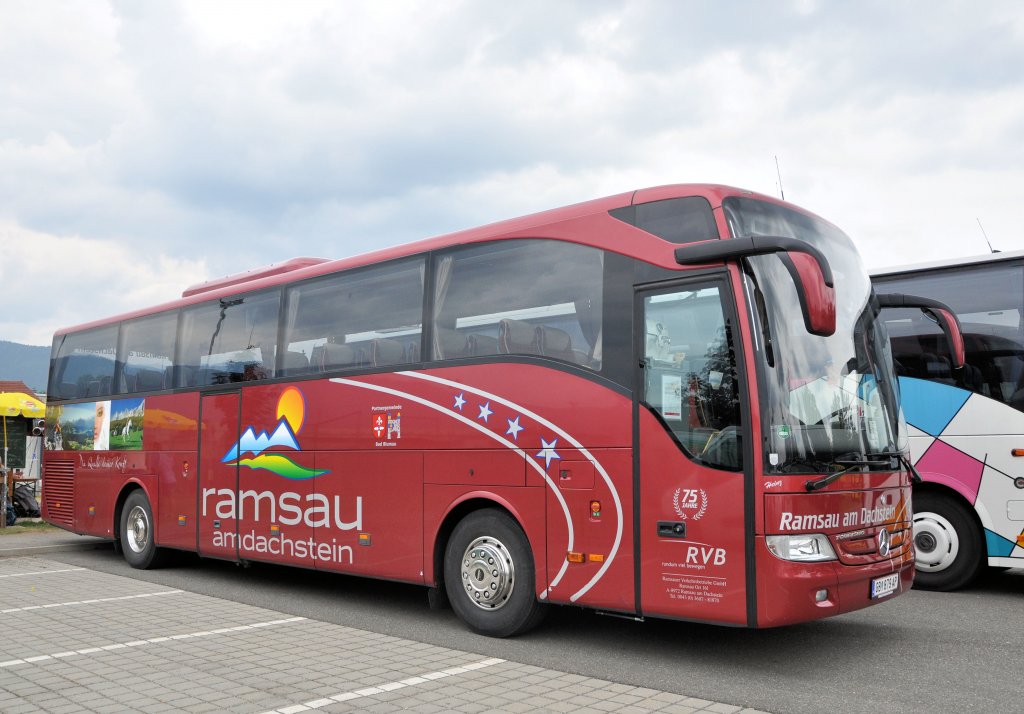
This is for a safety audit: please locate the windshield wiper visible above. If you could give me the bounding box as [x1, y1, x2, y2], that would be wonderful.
[869, 450, 921, 484]
[804, 452, 891, 491]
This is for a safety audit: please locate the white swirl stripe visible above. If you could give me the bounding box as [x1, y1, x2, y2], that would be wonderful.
[398, 371, 623, 603]
[329, 377, 574, 596]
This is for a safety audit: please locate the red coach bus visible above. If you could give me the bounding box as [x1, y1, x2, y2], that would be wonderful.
[43, 184, 915, 636]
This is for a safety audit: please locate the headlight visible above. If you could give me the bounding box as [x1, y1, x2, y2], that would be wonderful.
[765, 533, 837, 562]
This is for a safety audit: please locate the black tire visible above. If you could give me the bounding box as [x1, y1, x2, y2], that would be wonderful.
[119, 490, 166, 569]
[912, 491, 983, 591]
[444, 509, 546, 637]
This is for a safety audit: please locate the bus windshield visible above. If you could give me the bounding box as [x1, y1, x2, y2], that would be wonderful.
[724, 197, 905, 474]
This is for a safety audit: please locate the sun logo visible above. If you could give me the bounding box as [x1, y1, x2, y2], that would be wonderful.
[221, 387, 328, 480]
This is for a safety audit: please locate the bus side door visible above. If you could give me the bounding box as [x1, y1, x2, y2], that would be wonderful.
[636, 279, 750, 625]
[198, 392, 241, 560]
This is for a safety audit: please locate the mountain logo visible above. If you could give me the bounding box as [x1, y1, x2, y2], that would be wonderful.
[221, 386, 327, 480]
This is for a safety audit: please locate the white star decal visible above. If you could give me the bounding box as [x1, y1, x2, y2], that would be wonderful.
[453, 392, 466, 411]
[535, 437, 560, 469]
[505, 416, 523, 441]
[478, 402, 493, 422]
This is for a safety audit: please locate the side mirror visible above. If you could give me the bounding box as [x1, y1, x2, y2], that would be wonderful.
[675, 235, 836, 337]
[876, 293, 965, 369]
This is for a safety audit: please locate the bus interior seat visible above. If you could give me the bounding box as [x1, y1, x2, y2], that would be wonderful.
[436, 328, 469, 359]
[372, 338, 406, 367]
[499, 319, 539, 355]
[468, 334, 498, 356]
[959, 363, 983, 393]
[281, 350, 310, 375]
[1008, 385, 1024, 412]
[538, 325, 577, 363]
[316, 343, 362, 371]
[922, 353, 954, 383]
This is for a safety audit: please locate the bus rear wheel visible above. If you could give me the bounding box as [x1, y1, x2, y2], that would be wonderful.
[119, 490, 166, 569]
[444, 509, 546, 637]
[912, 492, 983, 591]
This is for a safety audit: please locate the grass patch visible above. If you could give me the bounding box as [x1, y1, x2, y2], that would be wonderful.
[0, 520, 58, 535]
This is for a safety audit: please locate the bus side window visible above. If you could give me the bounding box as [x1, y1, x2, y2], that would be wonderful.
[119, 311, 178, 394]
[642, 285, 742, 470]
[431, 240, 603, 369]
[48, 325, 119, 400]
[282, 258, 424, 375]
[177, 291, 280, 387]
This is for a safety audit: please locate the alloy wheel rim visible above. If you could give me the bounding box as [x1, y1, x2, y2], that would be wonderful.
[126, 505, 150, 554]
[460, 536, 515, 610]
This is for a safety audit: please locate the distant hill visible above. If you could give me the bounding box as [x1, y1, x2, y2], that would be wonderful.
[0, 340, 50, 393]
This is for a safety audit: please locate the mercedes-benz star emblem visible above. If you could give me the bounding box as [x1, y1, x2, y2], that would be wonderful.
[877, 528, 892, 557]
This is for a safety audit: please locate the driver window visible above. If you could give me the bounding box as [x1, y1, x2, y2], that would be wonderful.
[642, 284, 742, 470]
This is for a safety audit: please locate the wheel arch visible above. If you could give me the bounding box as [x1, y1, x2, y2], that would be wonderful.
[113, 479, 154, 543]
[913, 480, 984, 534]
[429, 494, 528, 590]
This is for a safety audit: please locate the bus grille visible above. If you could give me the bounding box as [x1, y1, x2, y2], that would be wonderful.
[43, 459, 75, 528]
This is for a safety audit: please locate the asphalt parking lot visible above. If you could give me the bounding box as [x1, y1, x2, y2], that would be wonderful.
[0, 555, 767, 714]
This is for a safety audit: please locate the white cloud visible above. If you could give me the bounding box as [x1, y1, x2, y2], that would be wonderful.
[1, 0, 1023, 344]
[0, 222, 207, 345]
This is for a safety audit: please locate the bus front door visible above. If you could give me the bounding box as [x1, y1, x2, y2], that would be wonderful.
[197, 392, 241, 560]
[637, 279, 751, 626]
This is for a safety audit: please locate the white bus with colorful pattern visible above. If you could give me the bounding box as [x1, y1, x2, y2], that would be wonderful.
[874, 251, 1024, 589]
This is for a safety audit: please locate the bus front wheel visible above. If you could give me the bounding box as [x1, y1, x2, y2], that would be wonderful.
[119, 490, 166, 570]
[444, 509, 546, 637]
[912, 492, 983, 591]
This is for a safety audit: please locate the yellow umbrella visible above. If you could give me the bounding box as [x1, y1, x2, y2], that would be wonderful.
[0, 392, 45, 525]
[0, 392, 45, 419]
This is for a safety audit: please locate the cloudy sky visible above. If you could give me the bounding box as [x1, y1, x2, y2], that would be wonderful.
[2, 0, 1022, 345]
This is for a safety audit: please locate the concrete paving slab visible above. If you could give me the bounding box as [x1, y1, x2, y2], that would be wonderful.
[0, 527, 109, 558]
[0, 556, 771, 713]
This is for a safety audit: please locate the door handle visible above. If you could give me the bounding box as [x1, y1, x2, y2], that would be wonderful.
[657, 521, 687, 538]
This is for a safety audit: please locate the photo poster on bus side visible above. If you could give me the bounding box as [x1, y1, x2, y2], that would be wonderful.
[662, 374, 683, 421]
[50, 399, 145, 451]
[109, 398, 144, 450]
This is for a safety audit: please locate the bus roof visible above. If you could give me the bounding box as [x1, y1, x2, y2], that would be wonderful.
[53, 183, 807, 337]
[871, 248, 1024, 278]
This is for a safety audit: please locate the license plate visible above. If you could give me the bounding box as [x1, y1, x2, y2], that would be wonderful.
[870, 573, 900, 599]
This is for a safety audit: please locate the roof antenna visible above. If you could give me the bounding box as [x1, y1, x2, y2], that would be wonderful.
[977, 218, 999, 253]
[774, 155, 785, 200]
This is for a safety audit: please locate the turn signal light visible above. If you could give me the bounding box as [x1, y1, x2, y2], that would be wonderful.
[1012, 449, 1024, 457]
[588, 553, 605, 563]
[567, 551, 585, 563]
